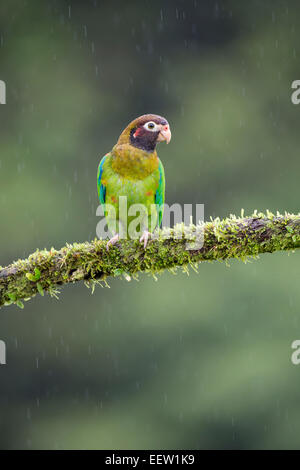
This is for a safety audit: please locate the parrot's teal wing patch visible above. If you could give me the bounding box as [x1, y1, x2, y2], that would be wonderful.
[97, 154, 108, 205]
[155, 159, 165, 227]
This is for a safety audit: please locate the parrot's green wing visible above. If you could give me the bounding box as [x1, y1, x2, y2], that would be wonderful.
[97, 154, 109, 205]
[155, 158, 165, 227]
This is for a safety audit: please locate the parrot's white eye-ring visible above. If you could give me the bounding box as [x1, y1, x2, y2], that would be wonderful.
[144, 121, 158, 132]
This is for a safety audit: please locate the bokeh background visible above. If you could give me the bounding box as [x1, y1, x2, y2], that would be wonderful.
[0, 0, 300, 449]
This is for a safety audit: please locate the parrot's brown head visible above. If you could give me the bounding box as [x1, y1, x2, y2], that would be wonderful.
[117, 114, 171, 152]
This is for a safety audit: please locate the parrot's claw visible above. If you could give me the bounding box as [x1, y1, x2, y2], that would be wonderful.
[106, 233, 120, 251]
[139, 230, 151, 249]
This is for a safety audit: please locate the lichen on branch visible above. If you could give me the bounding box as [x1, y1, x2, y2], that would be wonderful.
[0, 211, 299, 309]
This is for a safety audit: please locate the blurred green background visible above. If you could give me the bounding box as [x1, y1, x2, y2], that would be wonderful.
[0, 0, 300, 449]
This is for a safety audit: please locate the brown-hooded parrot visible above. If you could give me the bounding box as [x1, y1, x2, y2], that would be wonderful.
[97, 114, 171, 249]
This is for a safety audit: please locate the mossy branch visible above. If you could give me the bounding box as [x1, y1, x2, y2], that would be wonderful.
[0, 211, 299, 309]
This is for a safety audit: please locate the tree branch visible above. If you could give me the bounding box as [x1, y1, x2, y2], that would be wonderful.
[0, 211, 299, 308]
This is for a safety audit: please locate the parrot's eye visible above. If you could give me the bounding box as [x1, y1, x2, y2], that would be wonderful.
[144, 121, 157, 131]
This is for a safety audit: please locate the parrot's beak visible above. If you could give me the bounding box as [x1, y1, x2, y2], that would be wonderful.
[157, 124, 171, 144]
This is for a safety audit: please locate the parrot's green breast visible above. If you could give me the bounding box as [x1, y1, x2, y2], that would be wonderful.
[103, 152, 160, 207]
[111, 143, 159, 179]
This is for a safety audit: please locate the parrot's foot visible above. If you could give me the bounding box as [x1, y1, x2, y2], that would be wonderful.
[139, 230, 151, 249]
[106, 233, 120, 251]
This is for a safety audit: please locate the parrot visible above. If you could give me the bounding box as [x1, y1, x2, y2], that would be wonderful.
[97, 114, 171, 249]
